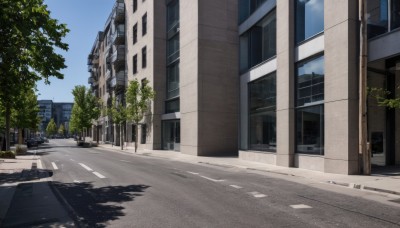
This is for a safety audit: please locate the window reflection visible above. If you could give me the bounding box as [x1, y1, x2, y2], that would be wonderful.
[248, 73, 276, 152]
[296, 0, 324, 44]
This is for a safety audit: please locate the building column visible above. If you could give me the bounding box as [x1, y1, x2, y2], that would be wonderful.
[276, 0, 295, 167]
[324, 1, 359, 174]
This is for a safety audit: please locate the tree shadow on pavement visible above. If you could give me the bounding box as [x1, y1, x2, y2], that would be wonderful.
[52, 181, 149, 227]
[0, 169, 53, 185]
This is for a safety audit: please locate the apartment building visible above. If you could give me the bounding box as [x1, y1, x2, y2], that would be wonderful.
[37, 100, 73, 134]
[88, 0, 239, 156]
[239, 0, 400, 174]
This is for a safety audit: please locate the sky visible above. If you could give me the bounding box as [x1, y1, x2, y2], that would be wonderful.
[36, 0, 115, 102]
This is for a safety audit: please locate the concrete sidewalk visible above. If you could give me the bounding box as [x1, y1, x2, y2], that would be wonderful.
[96, 143, 400, 198]
[0, 154, 75, 227]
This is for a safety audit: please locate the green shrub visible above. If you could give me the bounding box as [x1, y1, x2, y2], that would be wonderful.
[16, 145, 26, 155]
[0, 151, 16, 159]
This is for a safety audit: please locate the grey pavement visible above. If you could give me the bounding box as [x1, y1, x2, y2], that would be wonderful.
[96, 142, 400, 198]
[0, 152, 75, 227]
[38, 139, 400, 227]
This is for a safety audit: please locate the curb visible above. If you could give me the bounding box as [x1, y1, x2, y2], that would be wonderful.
[327, 181, 400, 196]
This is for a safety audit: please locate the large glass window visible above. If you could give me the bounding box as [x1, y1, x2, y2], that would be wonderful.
[167, 0, 179, 31]
[296, 0, 324, 44]
[240, 10, 276, 73]
[248, 73, 276, 152]
[142, 13, 147, 36]
[167, 63, 179, 99]
[167, 34, 179, 64]
[392, 0, 400, 30]
[296, 55, 324, 106]
[239, 0, 267, 24]
[296, 55, 325, 155]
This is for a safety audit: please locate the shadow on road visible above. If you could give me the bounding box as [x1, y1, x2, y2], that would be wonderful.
[0, 169, 53, 185]
[52, 181, 149, 227]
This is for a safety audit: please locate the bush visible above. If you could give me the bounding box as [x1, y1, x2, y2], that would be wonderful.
[15, 145, 27, 155]
[0, 151, 16, 159]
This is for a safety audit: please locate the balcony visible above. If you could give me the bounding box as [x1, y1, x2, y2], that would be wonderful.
[87, 54, 93, 65]
[112, 24, 125, 45]
[113, 1, 125, 24]
[110, 71, 126, 88]
[111, 45, 125, 71]
[88, 77, 94, 84]
[105, 69, 112, 81]
[88, 64, 93, 72]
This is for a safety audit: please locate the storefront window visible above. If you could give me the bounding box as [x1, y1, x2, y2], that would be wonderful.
[248, 73, 276, 152]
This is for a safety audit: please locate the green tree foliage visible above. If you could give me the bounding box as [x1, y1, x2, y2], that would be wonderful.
[69, 86, 100, 141]
[58, 124, 65, 136]
[46, 118, 57, 137]
[11, 88, 40, 144]
[369, 87, 400, 109]
[0, 0, 69, 150]
[108, 97, 127, 150]
[126, 79, 155, 152]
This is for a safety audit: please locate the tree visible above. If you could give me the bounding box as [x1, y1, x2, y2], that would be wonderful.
[11, 87, 40, 144]
[46, 118, 57, 138]
[0, 0, 69, 150]
[108, 97, 127, 150]
[126, 79, 155, 153]
[69, 86, 100, 142]
[58, 124, 66, 137]
[369, 87, 400, 109]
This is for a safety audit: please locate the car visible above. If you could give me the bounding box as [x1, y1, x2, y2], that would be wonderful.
[26, 138, 38, 148]
[43, 137, 49, 143]
[35, 137, 44, 144]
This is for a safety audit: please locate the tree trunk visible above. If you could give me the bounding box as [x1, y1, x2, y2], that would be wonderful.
[120, 123, 124, 150]
[97, 125, 100, 144]
[18, 128, 23, 144]
[134, 124, 138, 153]
[5, 106, 11, 151]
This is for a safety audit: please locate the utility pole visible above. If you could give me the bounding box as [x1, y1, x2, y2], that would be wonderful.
[359, 0, 370, 175]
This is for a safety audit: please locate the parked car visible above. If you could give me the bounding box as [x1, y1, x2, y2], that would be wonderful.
[35, 137, 44, 144]
[43, 137, 49, 143]
[26, 138, 38, 148]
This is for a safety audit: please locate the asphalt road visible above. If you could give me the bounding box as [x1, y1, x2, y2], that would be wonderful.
[40, 139, 400, 228]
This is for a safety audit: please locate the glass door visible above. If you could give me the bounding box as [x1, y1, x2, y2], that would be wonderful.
[162, 120, 180, 151]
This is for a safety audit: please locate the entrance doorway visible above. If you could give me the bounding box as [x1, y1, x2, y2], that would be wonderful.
[162, 120, 180, 151]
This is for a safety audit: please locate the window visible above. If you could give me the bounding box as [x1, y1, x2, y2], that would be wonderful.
[296, 55, 325, 155]
[367, 0, 400, 38]
[133, 54, 138, 74]
[239, 0, 267, 24]
[142, 13, 147, 36]
[296, 0, 324, 44]
[240, 10, 276, 73]
[133, 0, 137, 13]
[166, 99, 180, 113]
[133, 24, 137, 44]
[142, 46, 147, 68]
[248, 73, 276, 152]
[167, 63, 179, 99]
[167, 34, 179, 64]
[141, 124, 147, 144]
[167, 0, 179, 31]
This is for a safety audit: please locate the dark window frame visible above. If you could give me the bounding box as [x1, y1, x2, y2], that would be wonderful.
[142, 46, 147, 68]
[133, 23, 138, 44]
[142, 13, 147, 36]
[133, 54, 138, 74]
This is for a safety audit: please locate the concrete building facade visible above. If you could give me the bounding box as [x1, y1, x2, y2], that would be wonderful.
[38, 100, 73, 135]
[239, 0, 400, 174]
[88, 0, 239, 156]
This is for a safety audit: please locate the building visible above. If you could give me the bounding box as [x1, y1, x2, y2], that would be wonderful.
[37, 100, 73, 135]
[38, 100, 53, 135]
[88, 0, 238, 156]
[88, 0, 400, 174]
[238, 0, 400, 174]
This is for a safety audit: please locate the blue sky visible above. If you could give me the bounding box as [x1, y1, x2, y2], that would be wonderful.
[37, 0, 115, 102]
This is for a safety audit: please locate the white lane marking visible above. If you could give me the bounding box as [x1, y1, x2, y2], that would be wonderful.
[290, 204, 312, 209]
[249, 191, 267, 198]
[79, 163, 93, 171]
[186, 171, 199, 175]
[73, 180, 82, 183]
[199, 175, 225, 182]
[230, 185, 243, 189]
[37, 159, 43, 169]
[120, 160, 132, 163]
[92, 172, 106, 179]
[70, 159, 75, 161]
[51, 162, 59, 170]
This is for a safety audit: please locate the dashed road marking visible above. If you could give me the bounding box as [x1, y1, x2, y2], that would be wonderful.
[51, 162, 59, 170]
[120, 160, 132, 163]
[187, 171, 199, 175]
[70, 159, 75, 161]
[93, 172, 106, 179]
[290, 204, 312, 209]
[73, 180, 82, 183]
[79, 163, 93, 171]
[248, 191, 267, 198]
[230, 185, 243, 189]
[199, 175, 224, 182]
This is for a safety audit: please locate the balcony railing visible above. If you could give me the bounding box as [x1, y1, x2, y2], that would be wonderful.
[105, 69, 112, 81]
[88, 64, 93, 72]
[113, 1, 125, 24]
[112, 24, 125, 45]
[88, 77, 94, 84]
[110, 71, 126, 88]
[111, 45, 125, 63]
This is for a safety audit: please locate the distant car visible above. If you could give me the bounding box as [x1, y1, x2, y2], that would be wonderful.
[26, 139, 38, 148]
[43, 137, 49, 143]
[35, 137, 44, 144]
